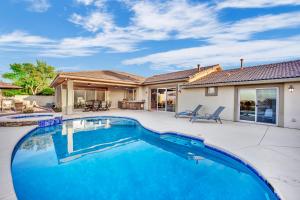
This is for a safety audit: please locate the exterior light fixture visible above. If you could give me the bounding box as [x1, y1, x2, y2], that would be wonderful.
[288, 85, 294, 93]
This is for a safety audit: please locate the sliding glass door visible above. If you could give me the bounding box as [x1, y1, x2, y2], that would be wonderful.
[166, 88, 176, 112]
[239, 89, 256, 122]
[239, 88, 278, 125]
[157, 89, 166, 111]
[256, 88, 277, 124]
[150, 88, 176, 112]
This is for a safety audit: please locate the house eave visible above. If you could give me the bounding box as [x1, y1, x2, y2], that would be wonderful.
[181, 77, 300, 89]
[142, 78, 188, 86]
[50, 74, 142, 88]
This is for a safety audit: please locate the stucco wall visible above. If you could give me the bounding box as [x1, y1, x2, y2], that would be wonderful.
[178, 86, 235, 120]
[108, 89, 125, 108]
[14, 95, 55, 106]
[136, 86, 146, 101]
[284, 82, 300, 129]
[143, 86, 151, 110]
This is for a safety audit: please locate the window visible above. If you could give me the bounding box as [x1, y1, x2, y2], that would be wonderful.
[86, 90, 95, 101]
[74, 90, 86, 108]
[96, 90, 105, 101]
[205, 87, 218, 96]
[74, 89, 106, 109]
[125, 89, 136, 101]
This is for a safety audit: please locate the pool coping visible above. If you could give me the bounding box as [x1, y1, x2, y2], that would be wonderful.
[0, 113, 62, 127]
[9, 115, 282, 200]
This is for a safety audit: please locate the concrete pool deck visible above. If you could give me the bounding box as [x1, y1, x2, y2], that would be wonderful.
[0, 110, 300, 200]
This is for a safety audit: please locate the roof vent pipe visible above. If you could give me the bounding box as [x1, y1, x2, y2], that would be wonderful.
[240, 58, 244, 69]
[197, 64, 201, 71]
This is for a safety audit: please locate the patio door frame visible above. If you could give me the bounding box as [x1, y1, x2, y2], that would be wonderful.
[238, 87, 279, 126]
[152, 87, 176, 112]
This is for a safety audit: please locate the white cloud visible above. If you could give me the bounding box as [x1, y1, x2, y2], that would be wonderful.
[217, 0, 300, 9]
[75, 0, 95, 5]
[210, 11, 300, 43]
[123, 36, 300, 69]
[2, 0, 300, 64]
[69, 11, 114, 32]
[40, 32, 138, 57]
[129, 0, 218, 39]
[0, 31, 53, 46]
[75, 0, 106, 7]
[66, 1, 300, 55]
[25, 0, 51, 12]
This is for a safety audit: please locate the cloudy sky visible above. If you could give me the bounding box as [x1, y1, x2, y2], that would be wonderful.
[1, 0, 300, 76]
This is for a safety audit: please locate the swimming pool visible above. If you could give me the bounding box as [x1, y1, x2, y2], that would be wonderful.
[11, 117, 279, 200]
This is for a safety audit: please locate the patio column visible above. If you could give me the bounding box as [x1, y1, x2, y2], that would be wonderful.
[66, 80, 74, 115]
[105, 90, 110, 101]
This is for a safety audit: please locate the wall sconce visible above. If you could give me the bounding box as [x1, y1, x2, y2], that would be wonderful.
[288, 85, 294, 93]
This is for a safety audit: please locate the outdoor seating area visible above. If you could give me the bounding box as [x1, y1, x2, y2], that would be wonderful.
[83, 100, 112, 112]
[1, 98, 32, 113]
[0, 97, 54, 115]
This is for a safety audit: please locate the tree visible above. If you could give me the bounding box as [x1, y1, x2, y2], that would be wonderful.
[2, 61, 56, 95]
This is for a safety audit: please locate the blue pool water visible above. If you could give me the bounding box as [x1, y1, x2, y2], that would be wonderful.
[12, 117, 279, 200]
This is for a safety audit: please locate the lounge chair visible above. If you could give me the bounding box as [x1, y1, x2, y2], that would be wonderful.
[190, 106, 225, 123]
[175, 104, 202, 118]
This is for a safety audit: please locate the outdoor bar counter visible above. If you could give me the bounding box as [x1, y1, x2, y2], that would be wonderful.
[118, 101, 145, 110]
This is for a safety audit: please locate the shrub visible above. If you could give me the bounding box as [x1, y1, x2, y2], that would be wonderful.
[2, 89, 26, 97]
[38, 87, 55, 96]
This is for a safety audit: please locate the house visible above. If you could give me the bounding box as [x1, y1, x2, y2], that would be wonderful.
[0, 81, 22, 96]
[0, 82, 22, 112]
[51, 59, 300, 129]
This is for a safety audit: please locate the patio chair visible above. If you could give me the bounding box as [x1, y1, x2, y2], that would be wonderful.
[175, 104, 202, 118]
[14, 101, 24, 112]
[84, 100, 94, 112]
[2, 99, 13, 111]
[190, 106, 225, 124]
[105, 101, 111, 110]
[92, 101, 101, 111]
[100, 101, 111, 111]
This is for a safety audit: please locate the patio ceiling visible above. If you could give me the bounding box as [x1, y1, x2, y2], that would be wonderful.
[61, 80, 138, 90]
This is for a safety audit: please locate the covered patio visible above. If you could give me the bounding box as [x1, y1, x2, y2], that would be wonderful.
[50, 70, 146, 114]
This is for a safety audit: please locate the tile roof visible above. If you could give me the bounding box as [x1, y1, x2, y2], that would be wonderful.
[59, 70, 145, 84]
[143, 65, 218, 84]
[185, 60, 300, 87]
[0, 82, 22, 89]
